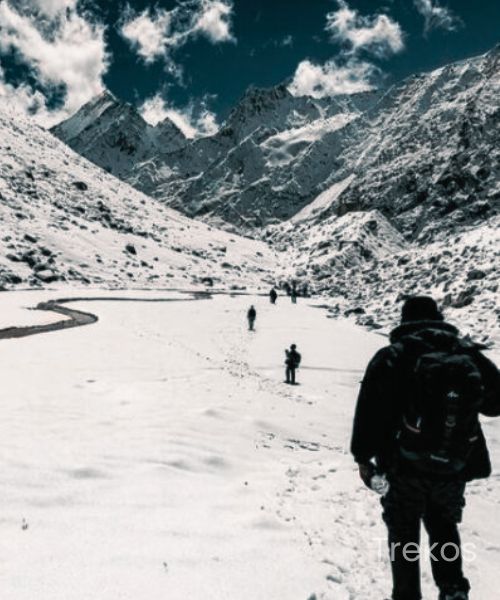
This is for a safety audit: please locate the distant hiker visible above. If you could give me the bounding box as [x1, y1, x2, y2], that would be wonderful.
[269, 288, 278, 304]
[285, 344, 301, 384]
[247, 305, 256, 331]
[291, 289, 297, 304]
[351, 296, 500, 600]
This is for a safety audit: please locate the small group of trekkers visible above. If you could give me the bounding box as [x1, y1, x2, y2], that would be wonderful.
[246, 287, 302, 384]
[269, 285, 300, 305]
[282, 281, 309, 300]
[247, 288, 279, 328]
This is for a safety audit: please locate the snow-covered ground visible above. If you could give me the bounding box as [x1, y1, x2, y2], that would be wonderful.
[0, 101, 277, 292]
[1, 292, 499, 599]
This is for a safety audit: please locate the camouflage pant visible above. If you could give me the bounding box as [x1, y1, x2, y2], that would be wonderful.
[381, 475, 470, 600]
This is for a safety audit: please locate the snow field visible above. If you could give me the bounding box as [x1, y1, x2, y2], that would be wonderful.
[0, 292, 499, 599]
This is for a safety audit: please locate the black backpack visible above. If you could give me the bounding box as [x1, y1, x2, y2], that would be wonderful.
[289, 351, 301, 368]
[397, 346, 485, 474]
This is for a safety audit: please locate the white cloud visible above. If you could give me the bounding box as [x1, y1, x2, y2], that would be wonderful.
[195, 0, 234, 43]
[5, 0, 78, 18]
[139, 94, 172, 126]
[289, 1, 404, 99]
[0, 64, 52, 119]
[413, 0, 463, 35]
[0, 0, 109, 126]
[31, 0, 77, 17]
[119, 8, 173, 64]
[195, 109, 218, 137]
[289, 59, 377, 98]
[326, 0, 404, 57]
[140, 93, 219, 139]
[120, 0, 235, 68]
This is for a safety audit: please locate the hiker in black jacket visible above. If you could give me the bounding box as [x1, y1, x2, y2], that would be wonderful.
[285, 344, 301, 384]
[247, 305, 256, 331]
[351, 296, 500, 600]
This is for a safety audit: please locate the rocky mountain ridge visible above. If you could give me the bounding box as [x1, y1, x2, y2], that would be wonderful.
[51, 91, 187, 180]
[52, 47, 499, 239]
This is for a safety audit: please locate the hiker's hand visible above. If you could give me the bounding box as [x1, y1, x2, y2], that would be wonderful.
[358, 463, 375, 489]
[371, 474, 390, 496]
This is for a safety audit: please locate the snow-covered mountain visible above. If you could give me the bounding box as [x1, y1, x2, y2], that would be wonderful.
[51, 91, 187, 180]
[53, 47, 498, 238]
[261, 45, 500, 339]
[324, 45, 500, 242]
[53, 84, 378, 227]
[0, 100, 277, 291]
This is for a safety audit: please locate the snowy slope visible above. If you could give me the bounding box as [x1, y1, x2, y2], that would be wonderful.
[327, 45, 500, 241]
[269, 205, 500, 343]
[0, 101, 277, 291]
[1, 293, 499, 600]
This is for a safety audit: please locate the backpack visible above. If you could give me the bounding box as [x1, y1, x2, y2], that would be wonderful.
[397, 346, 485, 474]
[289, 351, 301, 368]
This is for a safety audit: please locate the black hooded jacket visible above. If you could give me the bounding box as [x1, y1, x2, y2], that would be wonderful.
[351, 320, 500, 481]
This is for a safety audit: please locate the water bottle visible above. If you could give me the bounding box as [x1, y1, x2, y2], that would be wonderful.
[370, 473, 390, 496]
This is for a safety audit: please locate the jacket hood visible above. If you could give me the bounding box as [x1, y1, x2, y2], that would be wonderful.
[390, 320, 460, 348]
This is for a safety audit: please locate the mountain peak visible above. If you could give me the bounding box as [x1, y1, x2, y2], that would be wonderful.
[153, 116, 187, 152]
[156, 115, 185, 137]
[223, 81, 322, 141]
[241, 83, 291, 103]
[51, 89, 127, 141]
[87, 89, 119, 108]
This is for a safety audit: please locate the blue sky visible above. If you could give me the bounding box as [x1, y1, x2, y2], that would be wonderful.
[0, 0, 498, 133]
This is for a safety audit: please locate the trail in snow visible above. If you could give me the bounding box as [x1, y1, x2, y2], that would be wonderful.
[0, 301, 97, 340]
[0, 292, 499, 600]
[0, 295, 210, 340]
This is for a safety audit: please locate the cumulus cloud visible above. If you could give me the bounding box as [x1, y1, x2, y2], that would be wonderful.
[30, 0, 77, 17]
[413, 0, 463, 35]
[120, 0, 235, 68]
[0, 64, 51, 119]
[139, 94, 172, 126]
[326, 0, 404, 57]
[140, 93, 219, 139]
[194, 0, 234, 43]
[289, 59, 378, 98]
[290, 1, 404, 99]
[4, 0, 78, 18]
[0, 0, 108, 126]
[119, 8, 172, 64]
